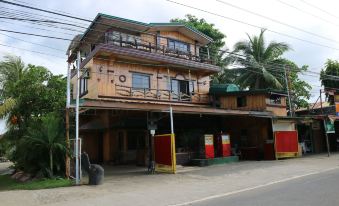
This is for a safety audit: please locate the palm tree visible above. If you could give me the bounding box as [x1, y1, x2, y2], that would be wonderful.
[0, 55, 28, 121]
[233, 29, 290, 89]
[24, 113, 66, 177]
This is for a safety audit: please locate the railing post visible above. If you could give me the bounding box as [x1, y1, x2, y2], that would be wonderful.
[120, 34, 123, 47]
[163, 45, 165, 54]
[130, 87, 132, 96]
[144, 88, 146, 98]
[149, 42, 152, 52]
[135, 39, 138, 49]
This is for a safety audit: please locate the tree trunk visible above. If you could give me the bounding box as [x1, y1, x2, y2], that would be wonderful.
[50, 149, 53, 177]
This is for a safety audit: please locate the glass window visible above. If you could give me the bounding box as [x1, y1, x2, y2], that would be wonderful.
[168, 39, 190, 53]
[132, 73, 150, 90]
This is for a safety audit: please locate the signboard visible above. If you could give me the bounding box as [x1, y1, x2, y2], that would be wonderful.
[154, 134, 176, 174]
[204, 134, 215, 159]
[274, 131, 299, 159]
[221, 134, 231, 157]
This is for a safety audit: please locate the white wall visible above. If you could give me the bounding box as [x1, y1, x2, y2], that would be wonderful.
[272, 121, 295, 132]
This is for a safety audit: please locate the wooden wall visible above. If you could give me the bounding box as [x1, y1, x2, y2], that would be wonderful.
[76, 58, 210, 103]
[219, 94, 288, 116]
[220, 94, 267, 111]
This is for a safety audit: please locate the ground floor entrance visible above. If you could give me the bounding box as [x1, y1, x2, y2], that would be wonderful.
[78, 108, 278, 168]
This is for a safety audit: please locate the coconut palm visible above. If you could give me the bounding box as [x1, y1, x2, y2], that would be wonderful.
[24, 113, 66, 177]
[233, 29, 290, 89]
[0, 55, 28, 120]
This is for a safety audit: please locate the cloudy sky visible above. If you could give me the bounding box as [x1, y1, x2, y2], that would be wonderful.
[0, 0, 339, 101]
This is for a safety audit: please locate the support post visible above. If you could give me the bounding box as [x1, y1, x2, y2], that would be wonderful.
[170, 106, 174, 134]
[284, 65, 292, 117]
[323, 119, 331, 157]
[75, 51, 81, 185]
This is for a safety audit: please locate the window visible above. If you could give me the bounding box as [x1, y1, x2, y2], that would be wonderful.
[237, 96, 247, 107]
[268, 95, 282, 105]
[79, 70, 89, 97]
[132, 73, 150, 90]
[171, 79, 194, 101]
[168, 39, 190, 53]
[80, 78, 88, 96]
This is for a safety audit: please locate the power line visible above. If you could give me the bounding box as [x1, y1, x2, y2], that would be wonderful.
[0, 19, 78, 36]
[216, 0, 339, 44]
[0, 43, 64, 58]
[298, 0, 339, 20]
[0, 32, 65, 52]
[165, 0, 339, 51]
[0, 29, 74, 41]
[275, 0, 339, 28]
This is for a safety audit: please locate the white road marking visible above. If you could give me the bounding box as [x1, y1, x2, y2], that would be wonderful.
[169, 166, 339, 206]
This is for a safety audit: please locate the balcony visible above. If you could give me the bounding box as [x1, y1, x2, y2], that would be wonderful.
[110, 84, 209, 104]
[79, 32, 221, 73]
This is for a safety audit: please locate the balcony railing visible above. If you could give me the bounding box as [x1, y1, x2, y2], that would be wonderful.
[115, 84, 209, 104]
[100, 32, 214, 65]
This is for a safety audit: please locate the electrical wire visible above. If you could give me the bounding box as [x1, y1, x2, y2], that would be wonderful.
[216, 0, 339, 43]
[0, 43, 64, 58]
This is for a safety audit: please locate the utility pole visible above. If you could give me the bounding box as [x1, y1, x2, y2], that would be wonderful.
[75, 51, 81, 185]
[284, 65, 293, 117]
[320, 89, 330, 157]
[65, 61, 71, 178]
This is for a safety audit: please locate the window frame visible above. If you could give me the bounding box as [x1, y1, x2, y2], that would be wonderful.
[167, 38, 190, 53]
[131, 72, 151, 91]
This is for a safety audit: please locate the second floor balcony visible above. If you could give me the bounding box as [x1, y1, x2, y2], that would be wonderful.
[76, 31, 221, 74]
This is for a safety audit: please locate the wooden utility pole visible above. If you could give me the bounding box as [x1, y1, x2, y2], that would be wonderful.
[284, 65, 293, 117]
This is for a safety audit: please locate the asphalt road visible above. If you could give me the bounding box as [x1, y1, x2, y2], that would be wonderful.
[193, 168, 339, 206]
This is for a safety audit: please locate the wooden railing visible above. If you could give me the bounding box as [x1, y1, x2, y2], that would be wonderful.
[115, 84, 209, 103]
[102, 32, 214, 65]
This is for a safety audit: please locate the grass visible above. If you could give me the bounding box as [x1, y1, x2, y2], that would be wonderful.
[0, 175, 73, 191]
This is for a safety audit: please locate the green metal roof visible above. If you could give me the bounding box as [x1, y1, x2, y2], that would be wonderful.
[209, 84, 240, 94]
[80, 13, 213, 43]
[209, 86, 287, 96]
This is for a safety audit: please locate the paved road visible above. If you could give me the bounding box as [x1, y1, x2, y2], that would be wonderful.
[193, 168, 339, 206]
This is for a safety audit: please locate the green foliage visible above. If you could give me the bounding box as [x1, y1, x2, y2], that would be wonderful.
[22, 113, 67, 177]
[320, 59, 339, 104]
[0, 98, 16, 118]
[233, 29, 290, 89]
[0, 55, 67, 177]
[171, 14, 226, 65]
[282, 60, 312, 109]
[0, 175, 72, 191]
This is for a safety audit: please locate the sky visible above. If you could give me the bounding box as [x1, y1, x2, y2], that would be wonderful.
[0, 0, 339, 103]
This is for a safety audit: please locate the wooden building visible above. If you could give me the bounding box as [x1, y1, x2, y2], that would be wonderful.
[67, 14, 294, 166]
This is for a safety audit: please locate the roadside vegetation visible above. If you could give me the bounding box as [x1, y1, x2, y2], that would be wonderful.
[0, 175, 72, 191]
[0, 55, 71, 189]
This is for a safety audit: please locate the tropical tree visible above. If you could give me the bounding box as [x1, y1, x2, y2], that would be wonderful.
[171, 14, 226, 66]
[320, 59, 339, 104]
[233, 29, 290, 89]
[0, 55, 67, 177]
[24, 113, 66, 177]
